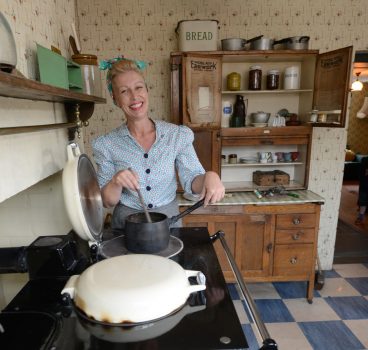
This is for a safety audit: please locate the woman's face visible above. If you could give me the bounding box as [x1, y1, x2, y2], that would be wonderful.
[112, 70, 149, 121]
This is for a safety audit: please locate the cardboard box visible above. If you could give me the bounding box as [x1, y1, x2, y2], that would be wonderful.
[175, 20, 219, 51]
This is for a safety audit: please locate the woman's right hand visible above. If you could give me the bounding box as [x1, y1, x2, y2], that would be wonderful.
[101, 168, 140, 208]
[112, 168, 140, 191]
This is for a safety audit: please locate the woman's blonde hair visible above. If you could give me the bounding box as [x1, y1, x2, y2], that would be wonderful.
[107, 59, 145, 84]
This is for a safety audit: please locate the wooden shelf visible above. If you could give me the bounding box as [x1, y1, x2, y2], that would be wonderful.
[222, 162, 303, 167]
[0, 70, 105, 104]
[222, 89, 313, 95]
[223, 180, 305, 192]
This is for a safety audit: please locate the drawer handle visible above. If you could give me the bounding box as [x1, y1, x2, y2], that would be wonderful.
[292, 232, 301, 240]
[290, 257, 298, 264]
[293, 218, 301, 225]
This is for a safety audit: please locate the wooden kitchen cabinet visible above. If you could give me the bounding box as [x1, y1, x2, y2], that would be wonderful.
[171, 47, 352, 129]
[181, 202, 321, 302]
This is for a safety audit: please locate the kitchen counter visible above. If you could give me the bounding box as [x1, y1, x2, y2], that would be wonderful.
[178, 189, 325, 206]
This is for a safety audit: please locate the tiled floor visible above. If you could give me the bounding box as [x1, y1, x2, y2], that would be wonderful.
[228, 263, 368, 350]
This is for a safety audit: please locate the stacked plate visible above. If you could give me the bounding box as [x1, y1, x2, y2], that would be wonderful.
[239, 157, 258, 164]
[252, 122, 268, 127]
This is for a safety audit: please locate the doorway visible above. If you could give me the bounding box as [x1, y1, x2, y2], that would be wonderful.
[334, 82, 368, 263]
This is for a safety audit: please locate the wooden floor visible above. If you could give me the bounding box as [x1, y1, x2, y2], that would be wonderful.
[334, 180, 368, 263]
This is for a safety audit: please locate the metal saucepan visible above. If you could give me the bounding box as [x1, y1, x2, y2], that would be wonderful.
[274, 36, 310, 50]
[61, 254, 206, 324]
[249, 37, 284, 50]
[124, 198, 205, 253]
[221, 35, 263, 50]
[77, 303, 206, 343]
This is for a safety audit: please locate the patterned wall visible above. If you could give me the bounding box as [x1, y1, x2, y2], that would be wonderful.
[76, 0, 368, 268]
[347, 83, 368, 154]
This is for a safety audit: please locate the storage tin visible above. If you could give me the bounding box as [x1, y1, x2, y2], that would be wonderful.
[175, 20, 219, 51]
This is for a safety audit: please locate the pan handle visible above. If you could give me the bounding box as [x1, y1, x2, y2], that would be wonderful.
[210, 231, 278, 350]
[168, 198, 205, 226]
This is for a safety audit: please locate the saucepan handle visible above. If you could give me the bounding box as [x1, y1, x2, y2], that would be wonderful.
[168, 198, 205, 226]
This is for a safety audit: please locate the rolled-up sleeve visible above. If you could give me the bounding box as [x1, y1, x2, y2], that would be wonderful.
[175, 126, 205, 194]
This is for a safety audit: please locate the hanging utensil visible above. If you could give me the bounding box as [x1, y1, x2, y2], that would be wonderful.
[69, 35, 80, 55]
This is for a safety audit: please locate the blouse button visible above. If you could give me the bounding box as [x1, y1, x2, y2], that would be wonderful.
[148, 203, 153, 208]
[146, 169, 150, 174]
[146, 186, 151, 191]
[144, 153, 148, 158]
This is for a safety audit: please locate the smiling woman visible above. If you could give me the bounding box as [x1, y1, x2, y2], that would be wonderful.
[92, 57, 225, 230]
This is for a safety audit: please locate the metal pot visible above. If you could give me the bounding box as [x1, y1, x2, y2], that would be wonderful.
[0, 12, 17, 72]
[78, 303, 205, 343]
[249, 37, 284, 50]
[124, 199, 204, 253]
[275, 36, 310, 50]
[61, 254, 206, 324]
[221, 35, 263, 50]
[221, 38, 247, 51]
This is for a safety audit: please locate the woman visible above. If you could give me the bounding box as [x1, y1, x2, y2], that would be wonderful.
[92, 57, 225, 229]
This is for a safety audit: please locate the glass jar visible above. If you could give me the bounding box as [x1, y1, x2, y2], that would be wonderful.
[228, 154, 237, 164]
[248, 65, 262, 90]
[266, 70, 279, 90]
[227, 72, 241, 91]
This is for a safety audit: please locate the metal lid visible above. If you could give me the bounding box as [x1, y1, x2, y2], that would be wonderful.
[62, 143, 103, 242]
[77, 155, 104, 240]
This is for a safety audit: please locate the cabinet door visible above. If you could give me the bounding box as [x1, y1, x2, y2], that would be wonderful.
[182, 214, 240, 282]
[240, 213, 273, 278]
[193, 129, 221, 173]
[313, 46, 353, 128]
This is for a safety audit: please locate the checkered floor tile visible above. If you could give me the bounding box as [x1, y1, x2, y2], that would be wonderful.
[229, 263, 368, 350]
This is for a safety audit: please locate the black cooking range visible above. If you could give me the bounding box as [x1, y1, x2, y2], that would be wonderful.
[0, 227, 278, 349]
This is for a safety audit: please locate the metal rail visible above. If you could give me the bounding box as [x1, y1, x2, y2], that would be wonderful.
[210, 230, 278, 350]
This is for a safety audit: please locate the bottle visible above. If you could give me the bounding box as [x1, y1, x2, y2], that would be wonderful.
[221, 101, 232, 127]
[230, 95, 246, 127]
[248, 65, 262, 90]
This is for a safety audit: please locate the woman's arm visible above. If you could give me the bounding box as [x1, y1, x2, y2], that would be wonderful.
[191, 171, 225, 206]
[101, 169, 140, 208]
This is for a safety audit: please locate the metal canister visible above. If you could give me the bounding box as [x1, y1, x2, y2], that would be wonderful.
[248, 65, 262, 90]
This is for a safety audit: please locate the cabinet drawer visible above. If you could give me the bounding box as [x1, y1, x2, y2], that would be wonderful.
[273, 244, 314, 276]
[275, 228, 315, 244]
[276, 213, 315, 229]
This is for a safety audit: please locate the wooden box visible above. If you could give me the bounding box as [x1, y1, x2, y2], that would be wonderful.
[274, 170, 290, 185]
[253, 171, 274, 186]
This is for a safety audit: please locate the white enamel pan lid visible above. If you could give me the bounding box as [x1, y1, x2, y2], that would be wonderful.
[62, 143, 103, 242]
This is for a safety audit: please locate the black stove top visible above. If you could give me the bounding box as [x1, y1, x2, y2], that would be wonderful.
[1, 227, 248, 349]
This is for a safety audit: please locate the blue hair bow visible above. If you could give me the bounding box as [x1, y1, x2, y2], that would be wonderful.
[99, 56, 148, 71]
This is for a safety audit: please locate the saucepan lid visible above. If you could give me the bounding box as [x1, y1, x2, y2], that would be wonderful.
[62, 143, 103, 242]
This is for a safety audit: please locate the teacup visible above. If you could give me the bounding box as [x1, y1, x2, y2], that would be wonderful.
[291, 151, 299, 162]
[283, 152, 292, 162]
[275, 152, 284, 162]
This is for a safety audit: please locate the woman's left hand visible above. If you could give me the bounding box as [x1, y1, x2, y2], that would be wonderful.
[193, 171, 225, 206]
